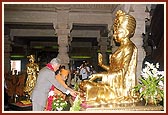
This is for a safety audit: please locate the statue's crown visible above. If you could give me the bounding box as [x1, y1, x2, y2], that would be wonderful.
[113, 10, 136, 38]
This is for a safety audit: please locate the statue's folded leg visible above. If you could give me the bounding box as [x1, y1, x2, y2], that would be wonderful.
[86, 86, 99, 102]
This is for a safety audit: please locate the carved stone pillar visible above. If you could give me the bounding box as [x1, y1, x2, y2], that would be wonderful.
[56, 28, 70, 68]
[4, 35, 12, 74]
[91, 46, 98, 70]
[99, 37, 108, 65]
[54, 10, 70, 68]
[54, 10, 71, 85]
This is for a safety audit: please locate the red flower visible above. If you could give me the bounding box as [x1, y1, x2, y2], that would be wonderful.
[46, 85, 55, 111]
[46, 96, 53, 111]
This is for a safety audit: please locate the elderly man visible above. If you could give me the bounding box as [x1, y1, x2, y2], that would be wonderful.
[31, 58, 76, 111]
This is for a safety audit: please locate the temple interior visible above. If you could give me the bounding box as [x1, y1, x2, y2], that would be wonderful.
[3, 3, 165, 112]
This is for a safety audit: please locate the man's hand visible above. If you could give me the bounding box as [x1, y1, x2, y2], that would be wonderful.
[69, 89, 77, 97]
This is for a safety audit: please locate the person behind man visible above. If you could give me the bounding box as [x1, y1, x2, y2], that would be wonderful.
[31, 58, 76, 111]
[79, 61, 90, 81]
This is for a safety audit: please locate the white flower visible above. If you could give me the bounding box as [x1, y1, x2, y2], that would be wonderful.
[153, 74, 158, 78]
[48, 91, 54, 97]
[56, 107, 63, 111]
[56, 100, 60, 103]
[156, 63, 159, 68]
[149, 63, 155, 70]
[142, 66, 149, 73]
[154, 91, 158, 96]
[157, 71, 164, 76]
[158, 81, 164, 87]
[145, 61, 150, 66]
[60, 103, 64, 106]
[139, 87, 143, 93]
[146, 70, 152, 77]
[151, 68, 158, 75]
[141, 71, 149, 79]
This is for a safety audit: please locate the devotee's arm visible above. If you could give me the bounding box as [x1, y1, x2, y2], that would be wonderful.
[47, 72, 68, 94]
[56, 74, 75, 94]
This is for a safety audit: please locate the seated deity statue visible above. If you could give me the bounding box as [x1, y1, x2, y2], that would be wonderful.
[79, 10, 139, 105]
[24, 55, 39, 96]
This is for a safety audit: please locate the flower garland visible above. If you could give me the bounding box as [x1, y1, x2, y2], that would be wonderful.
[46, 85, 68, 111]
[52, 94, 67, 111]
[45, 63, 55, 111]
[46, 63, 54, 71]
[46, 85, 55, 111]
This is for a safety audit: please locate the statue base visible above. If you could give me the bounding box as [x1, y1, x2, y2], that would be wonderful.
[69, 95, 164, 112]
[83, 101, 164, 111]
[85, 105, 164, 111]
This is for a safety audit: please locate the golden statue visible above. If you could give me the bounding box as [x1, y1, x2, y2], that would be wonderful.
[79, 10, 139, 105]
[24, 55, 39, 96]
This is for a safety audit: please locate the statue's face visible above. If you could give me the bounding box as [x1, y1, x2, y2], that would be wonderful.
[113, 12, 136, 42]
[113, 27, 126, 43]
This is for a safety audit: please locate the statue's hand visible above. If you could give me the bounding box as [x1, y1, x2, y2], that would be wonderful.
[98, 53, 103, 66]
[89, 74, 96, 82]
